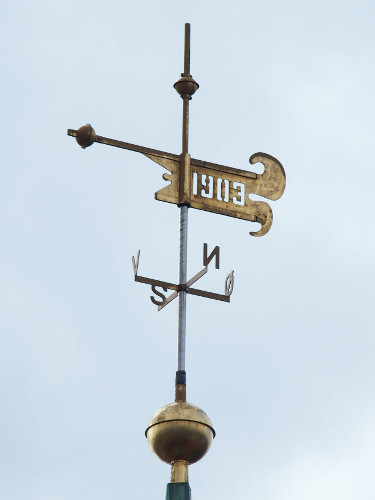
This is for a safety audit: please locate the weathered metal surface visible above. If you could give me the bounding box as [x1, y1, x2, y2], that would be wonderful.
[145, 401, 215, 465]
[67, 23, 286, 492]
[166, 482, 191, 500]
[185, 286, 230, 302]
[154, 152, 285, 236]
[175, 383, 186, 403]
[170, 461, 189, 484]
[203, 243, 220, 269]
[68, 126, 284, 236]
[67, 127, 179, 161]
[178, 205, 188, 371]
[132, 244, 232, 310]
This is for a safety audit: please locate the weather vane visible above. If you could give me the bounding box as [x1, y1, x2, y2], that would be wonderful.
[68, 23, 285, 500]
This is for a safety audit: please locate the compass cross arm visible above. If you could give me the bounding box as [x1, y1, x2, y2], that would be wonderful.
[134, 274, 179, 292]
[185, 287, 230, 303]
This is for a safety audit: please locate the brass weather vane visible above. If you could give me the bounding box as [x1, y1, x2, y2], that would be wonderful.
[67, 23, 285, 500]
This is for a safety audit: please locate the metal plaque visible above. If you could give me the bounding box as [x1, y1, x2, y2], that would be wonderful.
[149, 152, 285, 236]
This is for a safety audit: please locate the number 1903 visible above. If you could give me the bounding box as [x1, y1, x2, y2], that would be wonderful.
[192, 172, 246, 206]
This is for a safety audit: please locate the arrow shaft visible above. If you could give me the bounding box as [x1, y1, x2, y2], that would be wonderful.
[67, 129, 180, 162]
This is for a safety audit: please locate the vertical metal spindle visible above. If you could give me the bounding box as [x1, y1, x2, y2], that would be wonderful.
[177, 205, 188, 371]
[177, 23, 191, 374]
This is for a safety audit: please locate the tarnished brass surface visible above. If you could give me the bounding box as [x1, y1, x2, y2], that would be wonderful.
[185, 286, 230, 302]
[155, 152, 285, 236]
[171, 460, 188, 483]
[68, 128, 180, 161]
[71, 124, 96, 149]
[67, 126, 285, 236]
[132, 250, 232, 309]
[173, 23, 199, 101]
[67, 25, 286, 487]
[175, 384, 186, 402]
[179, 153, 191, 205]
[146, 401, 215, 465]
[174, 76, 199, 99]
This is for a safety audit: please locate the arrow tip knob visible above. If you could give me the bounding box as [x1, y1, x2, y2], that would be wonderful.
[76, 124, 96, 149]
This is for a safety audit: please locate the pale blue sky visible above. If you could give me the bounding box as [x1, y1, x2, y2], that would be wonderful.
[1, 1, 375, 499]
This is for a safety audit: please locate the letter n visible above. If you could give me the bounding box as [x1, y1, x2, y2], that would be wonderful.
[203, 243, 220, 269]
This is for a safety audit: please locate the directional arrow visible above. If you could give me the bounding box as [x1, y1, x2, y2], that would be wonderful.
[67, 126, 285, 236]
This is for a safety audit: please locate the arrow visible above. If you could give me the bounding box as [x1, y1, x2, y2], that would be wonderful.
[68, 125, 285, 236]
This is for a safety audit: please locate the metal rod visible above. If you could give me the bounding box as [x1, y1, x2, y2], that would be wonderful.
[134, 275, 179, 291]
[182, 99, 189, 155]
[177, 205, 188, 371]
[185, 287, 230, 302]
[177, 24, 191, 372]
[184, 23, 190, 76]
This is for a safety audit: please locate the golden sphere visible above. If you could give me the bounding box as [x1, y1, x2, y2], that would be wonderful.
[145, 401, 215, 465]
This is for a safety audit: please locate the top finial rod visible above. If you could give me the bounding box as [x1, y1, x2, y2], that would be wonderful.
[184, 23, 190, 76]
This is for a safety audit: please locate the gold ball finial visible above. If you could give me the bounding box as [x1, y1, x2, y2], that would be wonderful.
[145, 401, 215, 466]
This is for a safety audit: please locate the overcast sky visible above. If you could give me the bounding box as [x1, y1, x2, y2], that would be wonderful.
[1, 1, 375, 499]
